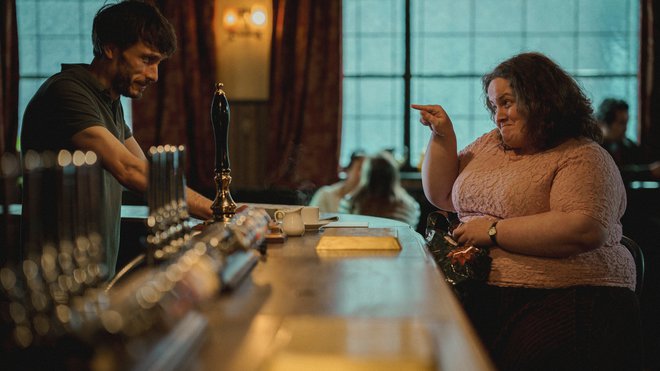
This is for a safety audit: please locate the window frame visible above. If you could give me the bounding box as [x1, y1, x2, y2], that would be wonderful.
[342, 0, 639, 170]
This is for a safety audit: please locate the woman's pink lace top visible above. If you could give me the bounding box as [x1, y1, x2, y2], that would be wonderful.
[453, 130, 635, 290]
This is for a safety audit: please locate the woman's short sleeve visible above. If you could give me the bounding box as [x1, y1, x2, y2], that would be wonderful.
[458, 130, 498, 172]
[549, 142, 626, 229]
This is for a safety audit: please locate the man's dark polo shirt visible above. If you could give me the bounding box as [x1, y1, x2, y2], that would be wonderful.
[21, 64, 133, 277]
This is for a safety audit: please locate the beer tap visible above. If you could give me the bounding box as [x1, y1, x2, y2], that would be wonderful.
[71, 151, 102, 289]
[146, 146, 160, 264]
[55, 150, 82, 295]
[166, 145, 183, 255]
[175, 146, 192, 239]
[83, 151, 105, 281]
[22, 151, 57, 257]
[210, 83, 237, 223]
[1, 152, 20, 263]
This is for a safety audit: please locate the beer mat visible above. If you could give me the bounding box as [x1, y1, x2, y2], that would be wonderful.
[323, 221, 369, 228]
[316, 228, 401, 251]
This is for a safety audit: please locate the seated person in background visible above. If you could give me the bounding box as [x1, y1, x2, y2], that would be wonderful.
[413, 52, 640, 370]
[596, 98, 660, 183]
[309, 150, 365, 213]
[338, 151, 420, 228]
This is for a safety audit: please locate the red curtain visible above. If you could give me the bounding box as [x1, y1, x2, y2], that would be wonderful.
[131, 0, 218, 190]
[1, 0, 19, 154]
[267, 0, 342, 189]
[640, 0, 660, 159]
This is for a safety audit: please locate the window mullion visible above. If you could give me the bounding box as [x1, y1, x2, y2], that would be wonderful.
[403, 0, 412, 170]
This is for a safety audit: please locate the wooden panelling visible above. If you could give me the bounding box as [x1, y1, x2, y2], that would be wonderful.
[227, 101, 269, 188]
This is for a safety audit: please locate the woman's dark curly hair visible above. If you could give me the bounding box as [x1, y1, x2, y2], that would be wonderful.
[482, 52, 602, 150]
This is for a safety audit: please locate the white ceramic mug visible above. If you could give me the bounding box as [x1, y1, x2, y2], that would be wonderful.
[274, 207, 305, 236]
[301, 206, 320, 225]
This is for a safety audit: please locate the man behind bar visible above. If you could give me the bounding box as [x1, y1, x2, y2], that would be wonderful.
[20, 0, 213, 277]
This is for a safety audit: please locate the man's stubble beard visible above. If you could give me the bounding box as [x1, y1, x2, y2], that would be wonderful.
[113, 55, 143, 99]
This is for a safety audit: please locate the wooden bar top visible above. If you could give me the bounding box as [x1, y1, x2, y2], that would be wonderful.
[6, 203, 494, 369]
[197, 212, 494, 371]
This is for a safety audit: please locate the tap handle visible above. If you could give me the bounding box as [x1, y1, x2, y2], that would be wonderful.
[211, 82, 231, 172]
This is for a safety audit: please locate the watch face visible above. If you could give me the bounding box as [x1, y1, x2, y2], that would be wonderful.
[488, 227, 496, 236]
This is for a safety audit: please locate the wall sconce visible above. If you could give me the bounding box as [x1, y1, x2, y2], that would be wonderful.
[223, 5, 268, 39]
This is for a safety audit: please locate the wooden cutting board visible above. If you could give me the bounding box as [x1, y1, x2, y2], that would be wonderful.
[316, 228, 401, 251]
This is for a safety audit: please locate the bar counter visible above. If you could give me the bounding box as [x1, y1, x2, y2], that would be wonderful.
[4, 204, 494, 369]
[195, 212, 494, 370]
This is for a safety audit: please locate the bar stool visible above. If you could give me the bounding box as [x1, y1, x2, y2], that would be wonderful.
[621, 235, 645, 298]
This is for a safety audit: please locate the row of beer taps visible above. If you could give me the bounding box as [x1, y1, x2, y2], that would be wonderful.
[1, 150, 108, 350]
[146, 144, 192, 262]
[0, 147, 270, 364]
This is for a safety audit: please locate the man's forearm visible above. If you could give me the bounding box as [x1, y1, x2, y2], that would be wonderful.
[186, 187, 213, 220]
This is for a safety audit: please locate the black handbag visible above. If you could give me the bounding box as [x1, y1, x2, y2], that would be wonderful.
[424, 211, 492, 298]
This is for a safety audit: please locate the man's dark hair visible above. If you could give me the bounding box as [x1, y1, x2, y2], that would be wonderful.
[482, 52, 602, 150]
[596, 98, 629, 127]
[92, 0, 176, 58]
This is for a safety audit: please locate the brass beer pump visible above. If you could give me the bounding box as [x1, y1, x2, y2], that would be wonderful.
[210, 83, 237, 222]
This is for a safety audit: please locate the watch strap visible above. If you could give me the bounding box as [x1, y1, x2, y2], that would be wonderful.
[489, 220, 499, 245]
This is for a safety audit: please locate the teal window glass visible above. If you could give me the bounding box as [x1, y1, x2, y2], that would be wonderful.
[16, 0, 133, 150]
[343, 0, 639, 168]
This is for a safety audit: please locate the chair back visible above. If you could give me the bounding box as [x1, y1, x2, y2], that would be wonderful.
[621, 235, 644, 298]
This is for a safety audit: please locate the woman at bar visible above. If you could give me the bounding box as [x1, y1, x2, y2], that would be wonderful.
[413, 52, 640, 370]
[339, 151, 420, 228]
[309, 150, 366, 213]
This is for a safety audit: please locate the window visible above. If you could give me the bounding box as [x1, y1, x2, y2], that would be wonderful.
[16, 0, 132, 150]
[342, 0, 639, 169]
